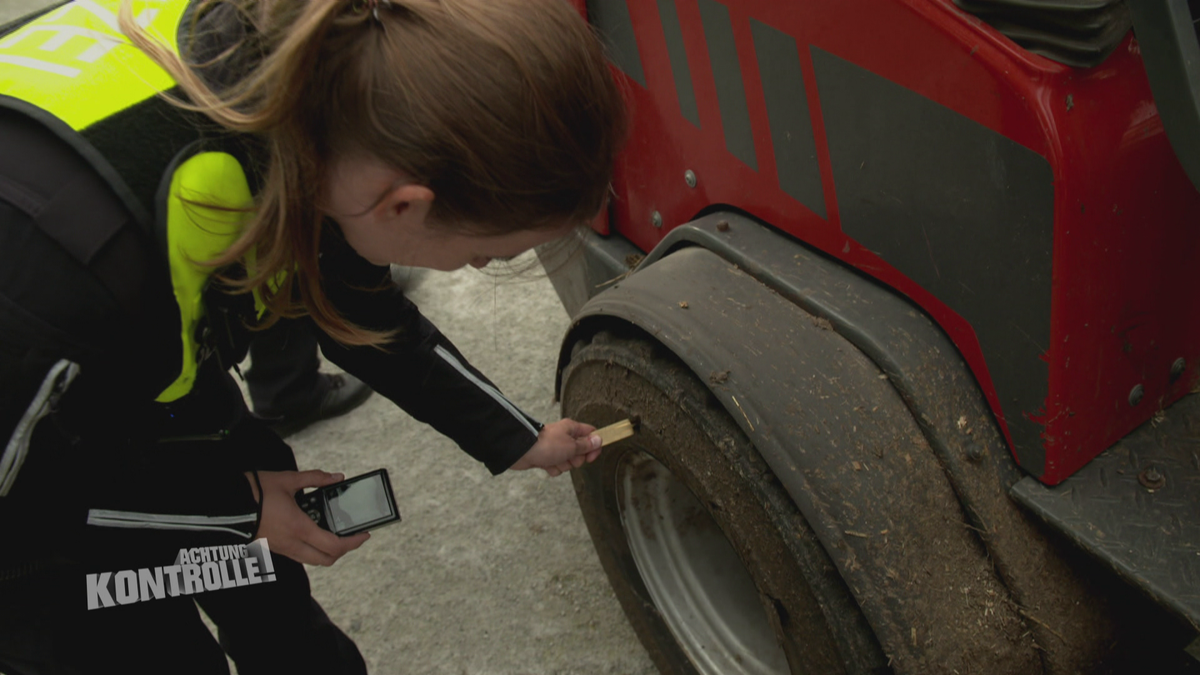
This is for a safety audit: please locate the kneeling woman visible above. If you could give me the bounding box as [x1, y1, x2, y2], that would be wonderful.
[0, 0, 625, 672]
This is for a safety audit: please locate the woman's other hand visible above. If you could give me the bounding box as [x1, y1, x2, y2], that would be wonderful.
[246, 470, 370, 566]
[510, 419, 601, 477]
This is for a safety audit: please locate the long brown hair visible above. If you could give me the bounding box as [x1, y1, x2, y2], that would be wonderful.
[120, 0, 626, 346]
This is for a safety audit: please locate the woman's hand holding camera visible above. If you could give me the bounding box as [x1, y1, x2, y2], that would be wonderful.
[245, 470, 370, 566]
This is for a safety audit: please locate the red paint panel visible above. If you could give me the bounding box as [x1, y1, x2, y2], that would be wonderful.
[600, 0, 1200, 485]
[1042, 36, 1200, 481]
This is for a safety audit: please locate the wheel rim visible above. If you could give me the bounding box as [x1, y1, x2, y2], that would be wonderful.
[617, 450, 790, 675]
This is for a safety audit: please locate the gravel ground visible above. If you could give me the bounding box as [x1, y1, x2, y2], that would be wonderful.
[1, 3, 656, 673]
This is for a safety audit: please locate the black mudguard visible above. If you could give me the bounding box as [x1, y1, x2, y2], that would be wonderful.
[553, 212, 1114, 672]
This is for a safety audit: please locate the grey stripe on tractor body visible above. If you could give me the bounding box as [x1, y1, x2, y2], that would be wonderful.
[588, 0, 647, 87]
[751, 18, 827, 219]
[656, 0, 701, 127]
[697, 0, 757, 170]
[813, 46, 1054, 474]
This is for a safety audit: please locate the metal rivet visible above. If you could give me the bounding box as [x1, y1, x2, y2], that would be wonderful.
[1138, 466, 1166, 490]
[684, 170, 698, 188]
[1170, 357, 1186, 383]
[965, 443, 985, 463]
[716, 220, 730, 232]
[651, 211, 663, 229]
[1129, 384, 1145, 407]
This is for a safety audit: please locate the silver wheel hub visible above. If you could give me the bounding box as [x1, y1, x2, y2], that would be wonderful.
[617, 450, 789, 675]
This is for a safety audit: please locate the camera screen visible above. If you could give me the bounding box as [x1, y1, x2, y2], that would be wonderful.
[326, 474, 395, 533]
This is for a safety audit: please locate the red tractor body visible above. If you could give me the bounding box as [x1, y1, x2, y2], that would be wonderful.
[548, 0, 1200, 671]
[595, 0, 1200, 486]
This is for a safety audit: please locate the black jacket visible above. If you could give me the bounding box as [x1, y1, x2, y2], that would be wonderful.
[0, 14, 541, 574]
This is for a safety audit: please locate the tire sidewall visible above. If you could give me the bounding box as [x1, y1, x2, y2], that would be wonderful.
[564, 344, 849, 675]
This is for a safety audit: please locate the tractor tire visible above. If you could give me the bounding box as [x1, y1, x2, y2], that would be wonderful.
[561, 329, 889, 675]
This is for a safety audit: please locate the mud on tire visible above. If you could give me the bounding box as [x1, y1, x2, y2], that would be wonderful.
[561, 328, 887, 675]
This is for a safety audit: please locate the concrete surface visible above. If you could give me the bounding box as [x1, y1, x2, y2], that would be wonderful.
[290, 260, 655, 675]
[1, 3, 656, 673]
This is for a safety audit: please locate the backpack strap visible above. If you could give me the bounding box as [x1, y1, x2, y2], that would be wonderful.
[0, 106, 153, 325]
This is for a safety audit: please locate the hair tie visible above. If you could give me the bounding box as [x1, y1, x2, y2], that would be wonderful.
[373, 0, 393, 22]
[352, 0, 393, 23]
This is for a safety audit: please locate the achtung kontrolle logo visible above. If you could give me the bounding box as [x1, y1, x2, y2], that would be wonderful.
[86, 539, 276, 610]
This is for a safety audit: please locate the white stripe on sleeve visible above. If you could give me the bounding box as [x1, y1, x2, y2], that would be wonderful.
[87, 510, 257, 526]
[86, 509, 257, 539]
[433, 345, 540, 438]
[85, 517, 254, 539]
[1, 359, 81, 497]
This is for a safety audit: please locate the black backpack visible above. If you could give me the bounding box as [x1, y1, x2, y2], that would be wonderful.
[0, 101, 174, 451]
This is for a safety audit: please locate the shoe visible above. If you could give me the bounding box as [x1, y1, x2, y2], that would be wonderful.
[266, 373, 374, 438]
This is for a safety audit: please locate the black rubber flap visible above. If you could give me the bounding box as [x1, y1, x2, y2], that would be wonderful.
[955, 0, 1131, 67]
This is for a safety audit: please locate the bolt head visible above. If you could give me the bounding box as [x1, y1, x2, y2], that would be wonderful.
[651, 211, 663, 229]
[1129, 384, 1145, 407]
[1138, 466, 1166, 490]
[1170, 357, 1186, 383]
[684, 170, 698, 188]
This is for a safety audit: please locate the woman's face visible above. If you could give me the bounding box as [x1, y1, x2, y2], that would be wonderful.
[323, 156, 575, 271]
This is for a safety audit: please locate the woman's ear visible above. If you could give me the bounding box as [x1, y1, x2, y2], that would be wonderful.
[376, 184, 436, 229]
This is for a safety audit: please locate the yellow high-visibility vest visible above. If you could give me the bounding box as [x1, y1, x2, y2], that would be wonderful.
[0, 0, 258, 402]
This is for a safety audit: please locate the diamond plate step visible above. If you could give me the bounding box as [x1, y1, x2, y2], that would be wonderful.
[1012, 393, 1200, 628]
